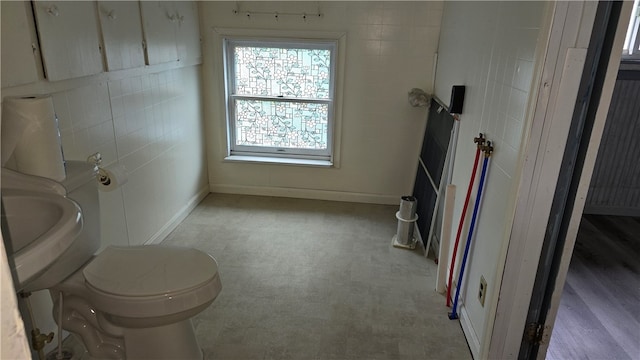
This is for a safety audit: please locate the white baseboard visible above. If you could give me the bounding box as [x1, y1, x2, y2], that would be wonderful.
[210, 184, 399, 205]
[144, 186, 210, 245]
[460, 305, 481, 359]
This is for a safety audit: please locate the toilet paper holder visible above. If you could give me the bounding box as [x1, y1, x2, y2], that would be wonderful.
[87, 152, 129, 191]
[86, 152, 110, 186]
[87, 152, 102, 166]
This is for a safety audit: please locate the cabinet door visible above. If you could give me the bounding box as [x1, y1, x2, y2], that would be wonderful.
[33, 1, 104, 81]
[97, 1, 145, 71]
[173, 1, 201, 62]
[139, 1, 178, 65]
[1, 1, 42, 87]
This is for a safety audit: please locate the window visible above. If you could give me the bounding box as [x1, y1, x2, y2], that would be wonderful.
[623, 0, 640, 60]
[223, 38, 337, 164]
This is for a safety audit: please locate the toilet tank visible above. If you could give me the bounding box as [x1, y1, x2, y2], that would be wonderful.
[22, 161, 102, 292]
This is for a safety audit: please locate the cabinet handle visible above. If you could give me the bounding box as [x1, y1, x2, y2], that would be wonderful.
[107, 9, 117, 20]
[46, 5, 59, 17]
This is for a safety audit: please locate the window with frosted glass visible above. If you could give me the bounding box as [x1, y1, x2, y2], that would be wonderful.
[224, 39, 336, 160]
[235, 100, 329, 149]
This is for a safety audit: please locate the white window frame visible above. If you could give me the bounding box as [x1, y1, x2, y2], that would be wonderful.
[223, 37, 338, 164]
[623, 0, 640, 60]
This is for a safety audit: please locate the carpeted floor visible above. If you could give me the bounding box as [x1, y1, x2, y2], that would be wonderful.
[162, 193, 472, 360]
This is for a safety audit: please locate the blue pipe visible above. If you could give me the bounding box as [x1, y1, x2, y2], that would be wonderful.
[449, 153, 490, 320]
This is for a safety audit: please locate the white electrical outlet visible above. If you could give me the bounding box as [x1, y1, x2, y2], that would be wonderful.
[479, 276, 487, 307]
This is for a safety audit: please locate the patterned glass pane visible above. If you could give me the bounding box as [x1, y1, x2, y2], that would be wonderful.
[235, 100, 328, 150]
[234, 46, 331, 99]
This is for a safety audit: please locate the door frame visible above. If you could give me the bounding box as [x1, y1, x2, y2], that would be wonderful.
[530, 1, 631, 357]
[486, 1, 633, 358]
[520, 1, 625, 358]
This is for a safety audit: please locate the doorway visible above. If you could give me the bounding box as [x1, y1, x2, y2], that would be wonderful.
[519, 2, 639, 359]
[487, 1, 636, 359]
[547, 214, 640, 359]
[546, 60, 640, 359]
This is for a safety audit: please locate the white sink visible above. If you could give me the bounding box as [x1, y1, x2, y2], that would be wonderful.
[2, 188, 83, 290]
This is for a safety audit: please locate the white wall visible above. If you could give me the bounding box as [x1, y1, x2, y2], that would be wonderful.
[2, 48, 208, 359]
[201, 1, 443, 204]
[0, 234, 30, 359]
[434, 1, 549, 357]
[2, 64, 208, 354]
[2, 65, 208, 248]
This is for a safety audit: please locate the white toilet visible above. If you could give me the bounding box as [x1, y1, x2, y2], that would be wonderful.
[4, 162, 222, 359]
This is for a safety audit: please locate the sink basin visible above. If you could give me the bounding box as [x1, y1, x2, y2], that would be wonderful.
[1, 188, 82, 291]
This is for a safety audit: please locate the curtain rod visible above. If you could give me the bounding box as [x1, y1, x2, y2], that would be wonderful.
[232, 2, 323, 21]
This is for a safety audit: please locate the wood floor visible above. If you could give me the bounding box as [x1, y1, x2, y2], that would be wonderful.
[547, 215, 640, 360]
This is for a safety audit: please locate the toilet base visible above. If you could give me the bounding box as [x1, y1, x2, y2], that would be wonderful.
[122, 319, 203, 360]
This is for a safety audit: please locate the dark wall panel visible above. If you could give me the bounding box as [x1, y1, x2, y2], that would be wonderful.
[413, 97, 455, 247]
[585, 72, 640, 216]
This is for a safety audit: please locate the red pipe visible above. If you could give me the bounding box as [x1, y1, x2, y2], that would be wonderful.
[446, 134, 484, 307]
[450, 142, 492, 319]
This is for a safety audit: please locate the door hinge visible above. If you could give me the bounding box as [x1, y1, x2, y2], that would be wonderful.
[525, 322, 549, 345]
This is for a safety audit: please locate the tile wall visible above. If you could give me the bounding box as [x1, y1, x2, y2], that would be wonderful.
[2, 63, 208, 355]
[50, 67, 208, 247]
[201, 1, 444, 204]
[434, 1, 549, 357]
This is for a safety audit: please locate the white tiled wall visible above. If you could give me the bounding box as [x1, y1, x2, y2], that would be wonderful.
[49, 67, 208, 247]
[53, 83, 117, 164]
[434, 1, 548, 357]
[201, 1, 443, 203]
[2, 63, 207, 354]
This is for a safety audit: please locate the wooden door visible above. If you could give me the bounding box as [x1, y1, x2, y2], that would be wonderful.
[97, 1, 145, 71]
[1, 1, 41, 87]
[33, 1, 103, 81]
[139, 1, 178, 65]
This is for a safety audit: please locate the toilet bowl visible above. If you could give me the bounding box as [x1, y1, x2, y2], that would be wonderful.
[83, 246, 220, 328]
[52, 245, 221, 359]
[2, 160, 222, 359]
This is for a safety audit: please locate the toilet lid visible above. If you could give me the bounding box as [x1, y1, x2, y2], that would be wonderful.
[83, 246, 218, 297]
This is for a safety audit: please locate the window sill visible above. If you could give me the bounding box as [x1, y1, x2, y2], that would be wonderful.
[224, 155, 333, 167]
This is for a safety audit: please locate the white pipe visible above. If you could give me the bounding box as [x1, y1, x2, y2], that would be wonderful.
[56, 292, 63, 360]
[436, 185, 456, 293]
[424, 121, 459, 258]
[448, 118, 460, 183]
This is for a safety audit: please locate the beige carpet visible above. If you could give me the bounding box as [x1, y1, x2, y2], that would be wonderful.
[162, 193, 471, 360]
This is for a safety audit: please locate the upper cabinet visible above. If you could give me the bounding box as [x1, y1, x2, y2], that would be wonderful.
[140, 1, 201, 66]
[174, 1, 201, 61]
[97, 1, 146, 71]
[1, 1, 42, 87]
[139, 1, 178, 65]
[1, 1, 201, 86]
[32, 1, 104, 81]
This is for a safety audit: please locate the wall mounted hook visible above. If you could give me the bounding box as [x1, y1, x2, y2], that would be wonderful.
[46, 5, 59, 16]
